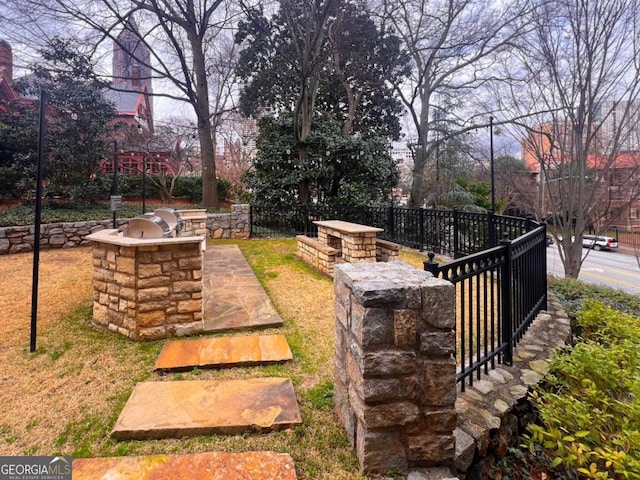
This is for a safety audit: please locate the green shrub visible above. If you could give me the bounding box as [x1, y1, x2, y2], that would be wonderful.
[0, 166, 24, 199]
[549, 277, 640, 319]
[525, 300, 640, 479]
[116, 174, 161, 198]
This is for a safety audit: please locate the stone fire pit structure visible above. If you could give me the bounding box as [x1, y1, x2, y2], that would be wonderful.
[86, 210, 207, 341]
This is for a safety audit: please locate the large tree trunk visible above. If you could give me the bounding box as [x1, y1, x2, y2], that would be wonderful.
[409, 98, 431, 207]
[199, 117, 218, 208]
[409, 144, 428, 207]
[190, 33, 218, 209]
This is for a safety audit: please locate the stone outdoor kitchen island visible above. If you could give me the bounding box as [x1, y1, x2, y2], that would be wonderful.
[333, 261, 457, 474]
[87, 229, 205, 341]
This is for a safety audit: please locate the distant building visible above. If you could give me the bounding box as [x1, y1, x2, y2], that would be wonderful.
[521, 117, 640, 230]
[595, 100, 640, 153]
[0, 40, 16, 110]
[100, 17, 174, 176]
[106, 17, 154, 137]
[0, 40, 40, 113]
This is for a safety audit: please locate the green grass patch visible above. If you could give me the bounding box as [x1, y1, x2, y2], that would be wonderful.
[306, 379, 335, 411]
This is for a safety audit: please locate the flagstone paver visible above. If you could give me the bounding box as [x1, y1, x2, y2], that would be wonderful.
[112, 378, 302, 440]
[154, 334, 293, 372]
[73, 451, 297, 479]
[203, 244, 282, 332]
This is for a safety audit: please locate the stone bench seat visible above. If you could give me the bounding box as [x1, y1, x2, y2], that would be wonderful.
[375, 238, 401, 262]
[296, 235, 339, 276]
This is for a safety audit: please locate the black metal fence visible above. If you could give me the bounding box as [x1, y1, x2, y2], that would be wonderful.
[424, 225, 547, 389]
[250, 204, 548, 389]
[250, 204, 536, 256]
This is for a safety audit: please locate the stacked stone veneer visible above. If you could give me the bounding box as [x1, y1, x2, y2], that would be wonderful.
[207, 204, 250, 239]
[89, 231, 204, 341]
[375, 238, 401, 262]
[296, 235, 338, 276]
[333, 261, 457, 474]
[318, 226, 378, 262]
[177, 209, 207, 237]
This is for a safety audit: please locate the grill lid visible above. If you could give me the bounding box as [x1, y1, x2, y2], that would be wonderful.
[153, 208, 178, 232]
[124, 214, 171, 238]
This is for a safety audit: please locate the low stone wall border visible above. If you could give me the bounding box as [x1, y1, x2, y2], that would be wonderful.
[0, 204, 251, 255]
[453, 293, 572, 478]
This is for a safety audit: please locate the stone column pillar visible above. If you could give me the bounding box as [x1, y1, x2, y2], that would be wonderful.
[333, 261, 457, 474]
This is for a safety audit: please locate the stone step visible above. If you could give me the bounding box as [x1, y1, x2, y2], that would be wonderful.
[154, 334, 293, 372]
[203, 245, 283, 332]
[112, 378, 302, 440]
[73, 451, 297, 479]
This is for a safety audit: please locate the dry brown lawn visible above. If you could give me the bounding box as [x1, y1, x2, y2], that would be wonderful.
[0, 248, 97, 454]
[0, 241, 456, 479]
[0, 241, 363, 479]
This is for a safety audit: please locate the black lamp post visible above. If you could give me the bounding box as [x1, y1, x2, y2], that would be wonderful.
[137, 124, 146, 214]
[112, 140, 119, 228]
[30, 88, 47, 353]
[142, 155, 147, 214]
[489, 116, 496, 212]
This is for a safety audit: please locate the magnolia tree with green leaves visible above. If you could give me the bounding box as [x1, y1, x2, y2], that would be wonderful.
[0, 39, 117, 202]
[236, 0, 408, 205]
[245, 116, 398, 206]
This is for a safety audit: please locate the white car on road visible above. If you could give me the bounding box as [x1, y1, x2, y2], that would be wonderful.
[581, 235, 618, 251]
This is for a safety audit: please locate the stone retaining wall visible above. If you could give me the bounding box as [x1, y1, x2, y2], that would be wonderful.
[206, 204, 250, 239]
[0, 204, 251, 255]
[0, 219, 128, 255]
[333, 260, 572, 479]
[454, 293, 571, 479]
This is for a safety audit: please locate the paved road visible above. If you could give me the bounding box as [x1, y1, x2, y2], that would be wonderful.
[547, 245, 640, 295]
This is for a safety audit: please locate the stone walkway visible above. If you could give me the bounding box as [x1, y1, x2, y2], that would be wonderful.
[111, 378, 302, 440]
[73, 452, 297, 480]
[154, 334, 293, 372]
[75, 243, 299, 479]
[203, 244, 282, 332]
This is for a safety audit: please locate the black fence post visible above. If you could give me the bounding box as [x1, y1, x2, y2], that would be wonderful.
[249, 205, 253, 238]
[488, 210, 496, 247]
[526, 214, 535, 232]
[388, 206, 395, 239]
[423, 252, 439, 276]
[500, 232, 513, 366]
[419, 208, 425, 251]
[303, 204, 310, 236]
[453, 208, 460, 258]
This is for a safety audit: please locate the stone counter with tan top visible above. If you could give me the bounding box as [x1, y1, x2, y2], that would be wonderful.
[87, 229, 205, 341]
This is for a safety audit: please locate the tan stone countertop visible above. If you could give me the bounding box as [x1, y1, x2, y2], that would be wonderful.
[313, 220, 383, 233]
[86, 229, 204, 247]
